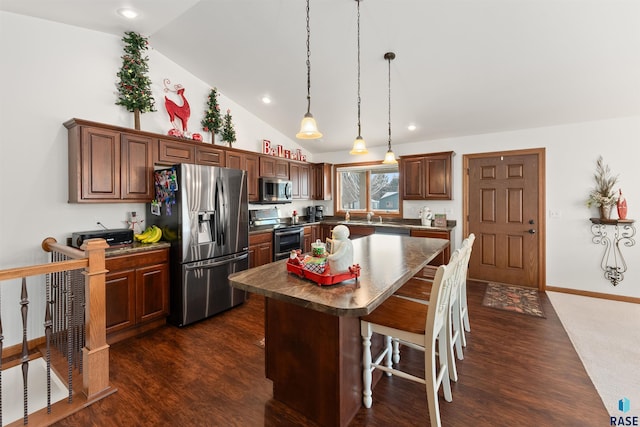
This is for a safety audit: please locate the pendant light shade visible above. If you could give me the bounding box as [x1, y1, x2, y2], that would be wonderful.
[381, 51, 397, 164]
[350, 136, 368, 154]
[296, 0, 322, 140]
[350, 0, 368, 155]
[297, 113, 322, 139]
[382, 149, 397, 164]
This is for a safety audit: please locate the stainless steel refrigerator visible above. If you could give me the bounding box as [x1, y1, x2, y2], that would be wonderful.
[147, 163, 248, 326]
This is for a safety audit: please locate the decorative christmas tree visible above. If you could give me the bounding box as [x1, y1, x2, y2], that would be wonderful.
[115, 31, 156, 130]
[201, 88, 223, 143]
[221, 109, 237, 147]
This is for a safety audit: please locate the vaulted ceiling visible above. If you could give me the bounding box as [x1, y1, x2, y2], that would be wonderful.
[2, 0, 639, 153]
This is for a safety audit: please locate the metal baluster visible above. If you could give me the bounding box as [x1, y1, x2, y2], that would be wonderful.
[65, 269, 73, 402]
[45, 269, 53, 413]
[76, 269, 85, 372]
[20, 278, 29, 425]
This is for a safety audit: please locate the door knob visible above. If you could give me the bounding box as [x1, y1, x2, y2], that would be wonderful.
[528, 229, 536, 234]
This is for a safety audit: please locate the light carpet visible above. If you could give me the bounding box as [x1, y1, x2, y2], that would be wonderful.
[547, 291, 640, 417]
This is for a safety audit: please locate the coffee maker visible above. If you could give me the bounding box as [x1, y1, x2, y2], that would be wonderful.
[315, 205, 324, 220]
[307, 206, 316, 222]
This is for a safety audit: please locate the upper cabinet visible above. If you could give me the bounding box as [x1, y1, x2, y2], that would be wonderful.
[259, 156, 289, 179]
[290, 162, 311, 199]
[400, 151, 453, 200]
[64, 118, 331, 204]
[66, 119, 154, 203]
[195, 145, 224, 166]
[156, 138, 195, 165]
[312, 163, 332, 201]
[226, 149, 259, 202]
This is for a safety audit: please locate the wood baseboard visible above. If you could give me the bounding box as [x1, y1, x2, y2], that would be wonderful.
[545, 286, 640, 304]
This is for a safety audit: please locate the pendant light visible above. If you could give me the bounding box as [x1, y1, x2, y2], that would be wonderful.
[296, 0, 322, 139]
[350, 0, 368, 154]
[382, 52, 397, 164]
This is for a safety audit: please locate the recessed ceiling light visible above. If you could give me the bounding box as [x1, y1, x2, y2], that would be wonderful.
[408, 124, 417, 131]
[117, 8, 138, 19]
[262, 96, 272, 104]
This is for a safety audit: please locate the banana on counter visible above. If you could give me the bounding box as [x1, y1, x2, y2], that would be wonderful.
[134, 225, 163, 243]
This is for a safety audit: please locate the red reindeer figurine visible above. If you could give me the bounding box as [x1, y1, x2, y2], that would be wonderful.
[164, 78, 191, 135]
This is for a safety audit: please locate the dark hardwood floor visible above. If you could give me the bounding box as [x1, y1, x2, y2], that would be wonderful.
[53, 281, 608, 426]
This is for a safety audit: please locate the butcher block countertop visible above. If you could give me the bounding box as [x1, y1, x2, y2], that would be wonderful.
[229, 234, 448, 317]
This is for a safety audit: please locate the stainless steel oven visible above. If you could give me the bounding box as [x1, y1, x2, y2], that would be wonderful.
[273, 226, 304, 261]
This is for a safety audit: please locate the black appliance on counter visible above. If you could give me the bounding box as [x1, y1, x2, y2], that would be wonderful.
[71, 228, 133, 248]
[315, 205, 324, 220]
[307, 206, 316, 222]
[146, 163, 248, 327]
[250, 208, 304, 261]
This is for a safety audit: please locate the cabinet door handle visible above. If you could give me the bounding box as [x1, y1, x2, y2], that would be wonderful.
[528, 229, 536, 234]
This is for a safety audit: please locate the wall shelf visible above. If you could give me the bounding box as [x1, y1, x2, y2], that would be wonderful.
[589, 218, 636, 286]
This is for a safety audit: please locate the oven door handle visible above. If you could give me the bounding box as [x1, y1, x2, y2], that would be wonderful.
[275, 228, 303, 237]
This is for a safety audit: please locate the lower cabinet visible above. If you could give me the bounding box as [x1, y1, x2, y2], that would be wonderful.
[303, 225, 320, 253]
[410, 229, 452, 265]
[249, 232, 273, 268]
[347, 225, 376, 239]
[320, 224, 333, 242]
[105, 248, 169, 344]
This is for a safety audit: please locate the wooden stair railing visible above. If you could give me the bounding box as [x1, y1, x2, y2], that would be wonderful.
[0, 237, 115, 425]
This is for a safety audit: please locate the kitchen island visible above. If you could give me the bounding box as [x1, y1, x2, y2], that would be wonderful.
[229, 234, 449, 427]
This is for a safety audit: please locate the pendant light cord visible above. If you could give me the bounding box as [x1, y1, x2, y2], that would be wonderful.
[305, 0, 311, 114]
[356, 0, 362, 137]
[387, 54, 392, 150]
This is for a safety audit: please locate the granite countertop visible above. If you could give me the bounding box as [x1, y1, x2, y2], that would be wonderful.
[105, 241, 171, 257]
[249, 218, 455, 234]
[229, 234, 449, 317]
[320, 217, 456, 232]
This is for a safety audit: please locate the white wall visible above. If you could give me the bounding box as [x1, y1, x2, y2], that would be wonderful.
[0, 12, 309, 345]
[1, 12, 638, 348]
[315, 117, 640, 299]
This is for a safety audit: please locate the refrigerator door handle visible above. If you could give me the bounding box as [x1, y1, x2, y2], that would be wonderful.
[184, 252, 249, 270]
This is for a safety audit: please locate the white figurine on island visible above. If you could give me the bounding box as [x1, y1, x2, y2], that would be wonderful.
[327, 225, 353, 273]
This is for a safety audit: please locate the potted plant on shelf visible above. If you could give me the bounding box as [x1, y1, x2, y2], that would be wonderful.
[586, 156, 618, 220]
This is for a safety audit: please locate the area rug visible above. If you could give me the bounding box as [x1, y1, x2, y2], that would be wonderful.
[482, 283, 545, 318]
[547, 291, 640, 416]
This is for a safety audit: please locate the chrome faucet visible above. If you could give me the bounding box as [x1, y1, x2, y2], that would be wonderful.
[367, 212, 374, 223]
[379, 215, 383, 223]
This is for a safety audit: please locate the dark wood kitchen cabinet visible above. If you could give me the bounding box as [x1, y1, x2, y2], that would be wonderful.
[347, 225, 376, 239]
[65, 119, 154, 203]
[249, 231, 273, 268]
[195, 145, 225, 166]
[226, 150, 259, 202]
[320, 224, 333, 242]
[259, 156, 289, 179]
[156, 138, 196, 165]
[290, 162, 311, 199]
[410, 229, 451, 265]
[312, 163, 332, 200]
[400, 151, 453, 200]
[303, 225, 320, 253]
[105, 248, 170, 344]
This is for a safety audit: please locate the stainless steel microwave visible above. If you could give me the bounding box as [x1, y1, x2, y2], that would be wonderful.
[258, 177, 292, 204]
